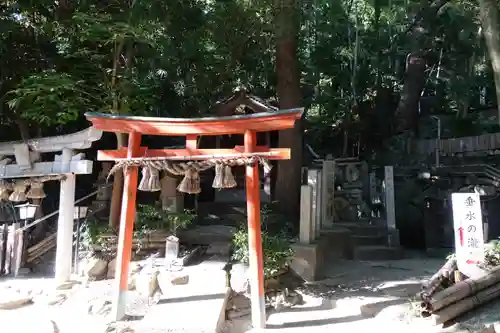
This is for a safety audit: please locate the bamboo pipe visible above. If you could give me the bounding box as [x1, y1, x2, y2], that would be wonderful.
[425, 266, 500, 312]
[432, 282, 500, 325]
[420, 258, 457, 300]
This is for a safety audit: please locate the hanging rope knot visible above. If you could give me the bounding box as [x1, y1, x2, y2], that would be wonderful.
[0, 180, 12, 201]
[9, 180, 27, 202]
[138, 166, 161, 192]
[106, 154, 273, 194]
[26, 180, 46, 199]
[177, 164, 201, 194]
[212, 161, 237, 189]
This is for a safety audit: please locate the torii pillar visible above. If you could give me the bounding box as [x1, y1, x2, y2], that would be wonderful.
[85, 109, 303, 328]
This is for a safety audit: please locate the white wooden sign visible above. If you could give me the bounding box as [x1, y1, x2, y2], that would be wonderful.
[451, 193, 485, 278]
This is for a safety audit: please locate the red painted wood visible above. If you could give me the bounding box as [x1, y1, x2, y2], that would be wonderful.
[97, 146, 291, 161]
[244, 130, 266, 322]
[86, 111, 302, 135]
[116, 132, 141, 293]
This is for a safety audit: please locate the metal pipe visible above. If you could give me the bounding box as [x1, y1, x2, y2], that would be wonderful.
[431, 116, 441, 167]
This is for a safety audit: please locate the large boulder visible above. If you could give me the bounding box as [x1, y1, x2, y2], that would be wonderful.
[85, 256, 108, 279]
[106, 258, 116, 279]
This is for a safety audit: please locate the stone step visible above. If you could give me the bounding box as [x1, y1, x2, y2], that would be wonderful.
[326, 222, 387, 236]
[352, 234, 388, 246]
[197, 203, 246, 215]
[353, 245, 404, 261]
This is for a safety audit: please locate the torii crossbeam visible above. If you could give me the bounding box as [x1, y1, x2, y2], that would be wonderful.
[85, 109, 303, 328]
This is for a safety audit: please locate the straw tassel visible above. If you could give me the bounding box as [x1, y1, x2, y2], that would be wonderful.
[223, 165, 237, 188]
[138, 166, 151, 191]
[0, 181, 11, 201]
[26, 180, 46, 199]
[148, 167, 161, 192]
[9, 180, 27, 202]
[212, 163, 224, 189]
[177, 166, 201, 194]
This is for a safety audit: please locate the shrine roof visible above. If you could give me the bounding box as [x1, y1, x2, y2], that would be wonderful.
[85, 108, 303, 136]
[213, 88, 278, 116]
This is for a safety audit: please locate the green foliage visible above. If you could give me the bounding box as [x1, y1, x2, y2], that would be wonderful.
[0, 0, 498, 154]
[135, 204, 196, 235]
[231, 202, 294, 279]
[79, 216, 115, 257]
[5, 70, 95, 125]
[483, 240, 500, 268]
[79, 205, 195, 255]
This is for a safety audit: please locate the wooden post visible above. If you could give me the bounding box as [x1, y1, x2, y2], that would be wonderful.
[244, 130, 266, 329]
[11, 223, 20, 276]
[55, 148, 76, 285]
[112, 132, 142, 321]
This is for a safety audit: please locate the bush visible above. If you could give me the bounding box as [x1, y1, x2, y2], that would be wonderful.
[231, 202, 294, 279]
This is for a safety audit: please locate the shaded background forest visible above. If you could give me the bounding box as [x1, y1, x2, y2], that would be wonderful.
[2, 0, 500, 215]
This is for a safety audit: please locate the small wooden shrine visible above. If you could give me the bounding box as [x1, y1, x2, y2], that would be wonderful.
[198, 88, 280, 204]
[85, 107, 303, 328]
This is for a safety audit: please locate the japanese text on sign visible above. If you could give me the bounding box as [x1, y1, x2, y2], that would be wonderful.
[451, 193, 484, 277]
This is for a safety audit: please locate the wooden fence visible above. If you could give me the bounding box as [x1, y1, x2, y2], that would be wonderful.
[415, 132, 500, 156]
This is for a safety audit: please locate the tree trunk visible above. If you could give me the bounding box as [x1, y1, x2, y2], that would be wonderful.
[109, 132, 127, 228]
[274, 0, 303, 218]
[479, 0, 500, 123]
[392, 0, 450, 134]
[394, 52, 426, 133]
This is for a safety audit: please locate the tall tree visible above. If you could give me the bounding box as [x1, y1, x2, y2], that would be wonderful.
[274, 0, 303, 217]
[479, 0, 500, 123]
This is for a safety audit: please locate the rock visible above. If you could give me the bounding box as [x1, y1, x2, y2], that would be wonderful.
[33, 293, 67, 306]
[128, 272, 137, 290]
[56, 280, 80, 290]
[88, 299, 112, 316]
[171, 274, 189, 285]
[17, 267, 31, 275]
[206, 242, 232, 257]
[0, 291, 32, 309]
[480, 325, 496, 333]
[85, 257, 108, 279]
[157, 271, 189, 294]
[266, 289, 303, 310]
[107, 258, 116, 279]
[135, 270, 160, 297]
[179, 225, 237, 245]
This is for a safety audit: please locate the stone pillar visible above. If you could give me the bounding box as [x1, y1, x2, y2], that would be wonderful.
[321, 157, 335, 228]
[383, 166, 399, 246]
[55, 148, 76, 285]
[161, 175, 183, 213]
[369, 172, 377, 201]
[55, 173, 76, 285]
[299, 185, 313, 244]
[307, 169, 321, 239]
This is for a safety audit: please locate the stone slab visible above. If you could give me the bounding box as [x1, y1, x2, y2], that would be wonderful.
[290, 242, 325, 282]
[353, 246, 404, 261]
[321, 227, 353, 260]
[142, 257, 229, 332]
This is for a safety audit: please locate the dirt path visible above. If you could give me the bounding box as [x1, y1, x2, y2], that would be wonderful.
[2, 255, 500, 333]
[223, 256, 500, 333]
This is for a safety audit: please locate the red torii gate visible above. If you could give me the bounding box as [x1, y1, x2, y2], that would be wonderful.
[85, 109, 303, 328]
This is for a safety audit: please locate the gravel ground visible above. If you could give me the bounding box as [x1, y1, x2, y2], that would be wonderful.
[1, 253, 500, 333]
[221, 255, 500, 333]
